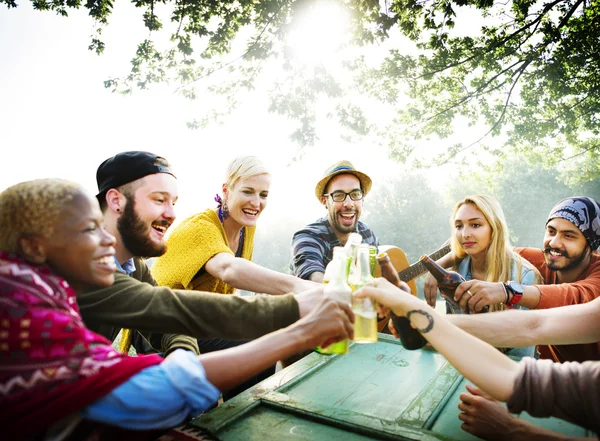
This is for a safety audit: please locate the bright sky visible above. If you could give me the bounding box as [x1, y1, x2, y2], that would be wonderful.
[0, 1, 462, 229]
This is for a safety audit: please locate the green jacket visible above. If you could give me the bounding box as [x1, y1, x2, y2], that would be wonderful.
[77, 258, 301, 354]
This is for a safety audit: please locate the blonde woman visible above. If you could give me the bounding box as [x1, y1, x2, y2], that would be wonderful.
[428, 195, 542, 357]
[152, 156, 315, 296]
[151, 156, 318, 399]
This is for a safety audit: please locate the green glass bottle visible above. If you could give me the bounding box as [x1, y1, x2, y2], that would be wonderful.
[349, 244, 378, 343]
[316, 247, 351, 355]
[369, 245, 377, 278]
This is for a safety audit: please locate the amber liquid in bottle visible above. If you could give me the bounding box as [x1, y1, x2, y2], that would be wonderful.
[376, 252, 427, 350]
[419, 254, 471, 313]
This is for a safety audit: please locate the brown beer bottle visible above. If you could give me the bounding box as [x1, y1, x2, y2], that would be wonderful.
[420, 254, 479, 313]
[377, 253, 427, 350]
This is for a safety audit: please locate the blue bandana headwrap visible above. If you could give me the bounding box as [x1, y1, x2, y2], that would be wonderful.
[546, 197, 600, 250]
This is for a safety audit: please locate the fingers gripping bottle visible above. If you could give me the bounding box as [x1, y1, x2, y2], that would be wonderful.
[349, 244, 378, 343]
[420, 254, 489, 314]
[316, 247, 351, 355]
[377, 252, 427, 350]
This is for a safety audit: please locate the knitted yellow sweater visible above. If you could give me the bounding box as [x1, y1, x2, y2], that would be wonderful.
[151, 208, 255, 294]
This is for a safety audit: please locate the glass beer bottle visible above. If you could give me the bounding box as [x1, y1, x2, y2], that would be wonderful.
[377, 252, 427, 350]
[349, 244, 378, 343]
[317, 247, 351, 355]
[420, 254, 475, 313]
[369, 245, 377, 278]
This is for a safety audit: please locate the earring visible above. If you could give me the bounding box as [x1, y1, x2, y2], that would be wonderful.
[222, 200, 229, 220]
[116, 208, 121, 213]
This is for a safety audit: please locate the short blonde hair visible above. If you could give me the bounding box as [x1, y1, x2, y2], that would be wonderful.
[225, 156, 270, 189]
[0, 179, 82, 253]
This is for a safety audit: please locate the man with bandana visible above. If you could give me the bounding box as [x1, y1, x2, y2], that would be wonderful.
[428, 197, 600, 441]
[449, 196, 600, 362]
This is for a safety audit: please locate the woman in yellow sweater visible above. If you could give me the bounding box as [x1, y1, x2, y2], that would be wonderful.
[152, 155, 315, 296]
[151, 156, 318, 400]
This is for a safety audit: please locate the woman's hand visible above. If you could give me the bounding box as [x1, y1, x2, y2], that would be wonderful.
[293, 297, 355, 350]
[354, 278, 421, 318]
[455, 280, 505, 313]
[424, 273, 439, 308]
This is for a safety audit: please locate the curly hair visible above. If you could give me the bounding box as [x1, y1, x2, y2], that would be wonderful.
[0, 179, 82, 253]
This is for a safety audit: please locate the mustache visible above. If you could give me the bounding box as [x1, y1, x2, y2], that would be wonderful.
[152, 220, 172, 228]
[543, 245, 571, 258]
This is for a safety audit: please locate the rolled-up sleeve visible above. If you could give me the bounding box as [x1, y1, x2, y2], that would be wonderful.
[291, 229, 327, 280]
[82, 350, 220, 429]
[507, 357, 600, 435]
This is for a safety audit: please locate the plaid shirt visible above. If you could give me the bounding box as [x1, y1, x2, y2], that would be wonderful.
[291, 217, 379, 280]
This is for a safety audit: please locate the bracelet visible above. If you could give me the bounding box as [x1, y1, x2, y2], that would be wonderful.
[501, 282, 510, 305]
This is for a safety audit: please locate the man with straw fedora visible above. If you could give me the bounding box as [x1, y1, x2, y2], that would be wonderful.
[291, 160, 379, 282]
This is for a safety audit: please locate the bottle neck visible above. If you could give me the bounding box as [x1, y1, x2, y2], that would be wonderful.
[332, 254, 350, 287]
[420, 254, 448, 280]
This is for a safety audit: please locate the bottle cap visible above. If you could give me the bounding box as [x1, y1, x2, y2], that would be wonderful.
[376, 252, 390, 261]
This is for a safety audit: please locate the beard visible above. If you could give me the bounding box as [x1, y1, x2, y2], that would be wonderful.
[330, 210, 359, 235]
[543, 245, 589, 271]
[117, 198, 168, 258]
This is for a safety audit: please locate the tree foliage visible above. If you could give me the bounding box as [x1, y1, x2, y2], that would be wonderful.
[5, 0, 599, 183]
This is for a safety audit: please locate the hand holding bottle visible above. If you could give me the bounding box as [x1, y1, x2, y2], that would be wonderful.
[377, 252, 427, 349]
[454, 280, 505, 313]
[423, 272, 440, 308]
[354, 278, 423, 319]
[294, 297, 355, 351]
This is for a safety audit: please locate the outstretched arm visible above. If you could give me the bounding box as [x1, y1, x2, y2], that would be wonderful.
[356, 279, 519, 402]
[458, 385, 595, 441]
[205, 252, 319, 295]
[198, 297, 354, 391]
[83, 297, 354, 430]
[447, 296, 600, 348]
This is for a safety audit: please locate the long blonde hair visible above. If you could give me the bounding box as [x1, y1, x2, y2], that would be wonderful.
[450, 194, 542, 312]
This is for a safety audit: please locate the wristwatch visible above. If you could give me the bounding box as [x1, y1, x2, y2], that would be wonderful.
[503, 281, 524, 308]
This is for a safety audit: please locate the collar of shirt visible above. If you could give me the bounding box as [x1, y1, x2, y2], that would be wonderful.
[113, 256, 136, 276]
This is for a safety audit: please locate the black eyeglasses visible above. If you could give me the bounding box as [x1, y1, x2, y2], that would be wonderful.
[324, 190, 363, 202]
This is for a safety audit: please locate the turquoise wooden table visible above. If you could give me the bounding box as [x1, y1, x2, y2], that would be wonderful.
[161, 334, 590, 440]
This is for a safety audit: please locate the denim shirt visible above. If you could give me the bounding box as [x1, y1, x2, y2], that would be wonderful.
[114, 256, 136, 276]
[447, 256, 537, 358]
[82, 350, 220, 429]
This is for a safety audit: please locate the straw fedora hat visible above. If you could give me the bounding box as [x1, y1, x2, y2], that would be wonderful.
[314, 160, 372, 201]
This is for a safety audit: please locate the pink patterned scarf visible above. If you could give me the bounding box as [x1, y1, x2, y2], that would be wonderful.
[0, 251, 163, 439]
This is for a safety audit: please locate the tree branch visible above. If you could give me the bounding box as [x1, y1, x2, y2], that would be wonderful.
[176, 3, 285, 90]
[411, 0, 565, 80]
[550, 143, 600, 165]
[434, 57, 532, 162]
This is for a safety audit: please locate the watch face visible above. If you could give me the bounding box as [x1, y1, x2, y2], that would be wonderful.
[508, 281, 524, 295]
